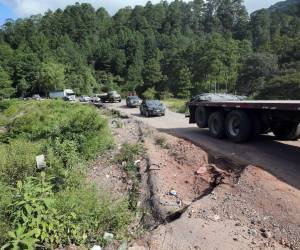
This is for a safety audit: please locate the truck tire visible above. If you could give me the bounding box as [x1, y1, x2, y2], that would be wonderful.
[272, 122, 300, 140]
[225, 110, 252, 143]
[208, 111, 226, 139]
[195, 107, 209, 128]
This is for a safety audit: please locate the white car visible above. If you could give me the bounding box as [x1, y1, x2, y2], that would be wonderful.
[79, 95, 91, 102]
[91, 95, 101, 103]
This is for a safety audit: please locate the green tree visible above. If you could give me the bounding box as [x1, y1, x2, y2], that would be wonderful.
[237, 53, 278, 96]
[66, 67, 97, 95]
[38, 61, 65, 95]
[0, 66, 14, 98]
[177, 67, 192, 98]
[193, 33, 240, 93]
[127, 64, 143, 91]
[142, 87, 157, 99]
[143, 58, 163, 87]
[250, 10, 271, 51]
[16, 78, 29, 97]
[257, 72, 300, 100]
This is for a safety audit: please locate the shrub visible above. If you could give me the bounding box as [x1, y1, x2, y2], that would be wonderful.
[154, 135, 169, 149]
[142, 87, 157, 100]
[55, 184, 132, 243]
[0, 138, 42, 185]
[116, 143, 144, 211]
[116, 143, 143, 164]
[0, 182, 12, 246]
[2, 173, 87, 249]
[0, 100, 123, 248]
[163, 98, 187, 113]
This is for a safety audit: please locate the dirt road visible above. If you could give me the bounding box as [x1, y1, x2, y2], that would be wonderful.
[108, 100, 300, 191]
[93, 104, 300, 250]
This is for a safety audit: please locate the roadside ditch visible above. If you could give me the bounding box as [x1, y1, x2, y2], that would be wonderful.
[90, 106, 299, 250]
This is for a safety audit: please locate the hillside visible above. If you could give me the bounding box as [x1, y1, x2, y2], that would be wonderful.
[269, 0, 300, 12]
[0, 0, 300, 99]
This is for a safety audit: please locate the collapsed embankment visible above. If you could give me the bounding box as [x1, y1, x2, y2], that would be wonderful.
[98, 106, 300, 250]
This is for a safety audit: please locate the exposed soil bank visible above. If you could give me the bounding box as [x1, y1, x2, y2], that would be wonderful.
[91, 106, 300, 250]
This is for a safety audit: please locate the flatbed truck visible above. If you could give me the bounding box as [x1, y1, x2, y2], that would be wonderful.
[188, 100, 300, 143]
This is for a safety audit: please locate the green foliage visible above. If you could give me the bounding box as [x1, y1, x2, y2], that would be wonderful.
[116, 143, 143, 164]
[177, 67, 192, 98]
[0, 66, 14, 99]
[38, 61, 65, 95]
[0, 100, 130, 249]
[4, 100, 113, 157]
[0, 0, 299, 98]
[0, 138, 41, 185]
[4, 173, 64, 249]
[163, 98, 187, 114]
[237, 53, 278, 96]
[3, 173, 116, 249]
[116, 143, 144, 211]
[55, 184, 132, 242]
[143, 58, 163, 87]
[256, 72, 300, 99]
[142, 87, 157, 100]
[154, 135, 169, 149]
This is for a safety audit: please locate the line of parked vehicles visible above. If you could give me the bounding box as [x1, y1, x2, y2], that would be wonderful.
[79, 91, 122, 103]
[25, 89, 166, 118]
[126, 94, 166, 117]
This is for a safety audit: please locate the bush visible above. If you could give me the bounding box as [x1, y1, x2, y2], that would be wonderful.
[116, 143, 143, 165]
[0, 182, 12, 246]
[2, 172, 132, 249]
[116, 143, 144, 211]
[0, 138, 42, 185]
[55, 184, 132, 243]
[163, 98, 187, 113]
[0, 100, 130, 248]
[2, 173, 87, 249]
[154, 135, 169, 149]
[142, 87, 157, 100]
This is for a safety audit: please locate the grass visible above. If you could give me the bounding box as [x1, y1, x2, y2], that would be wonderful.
[154, 135, 170, 149]
[0, 100, 133, 249]
[116, 143, 144, 211]
[163, 98, 188, 113]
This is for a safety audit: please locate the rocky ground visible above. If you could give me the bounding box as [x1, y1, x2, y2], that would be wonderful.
[88, 107, 300, 250]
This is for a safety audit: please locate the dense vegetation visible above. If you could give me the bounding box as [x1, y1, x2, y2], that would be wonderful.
[0, 100, 135, 248]
[0, 0, 300, 99]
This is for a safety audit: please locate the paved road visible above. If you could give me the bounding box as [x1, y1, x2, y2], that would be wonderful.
[108, 100, 300, 190]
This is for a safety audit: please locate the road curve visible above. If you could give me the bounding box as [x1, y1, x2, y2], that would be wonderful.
[107, 100, 300, 191]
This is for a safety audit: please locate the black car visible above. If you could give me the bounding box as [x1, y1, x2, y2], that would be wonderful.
[140, 100, 165, 117]
[126, 96, 142, 107]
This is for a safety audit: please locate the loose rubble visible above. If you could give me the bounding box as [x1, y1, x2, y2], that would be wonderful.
[87, 107, 300, 250]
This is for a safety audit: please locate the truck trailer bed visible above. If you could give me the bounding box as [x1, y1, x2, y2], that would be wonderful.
[188, 99, 300, 142]
[190, 100, 300, 111]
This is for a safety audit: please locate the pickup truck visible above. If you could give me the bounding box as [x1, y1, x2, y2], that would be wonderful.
[100, 91, 121, 103]
[188, 94, 300, 143]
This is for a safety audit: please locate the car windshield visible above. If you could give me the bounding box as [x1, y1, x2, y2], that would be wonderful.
[129, 96, 139, 100]
[146, 100, 161, 106]
[109, 91, 118, 95]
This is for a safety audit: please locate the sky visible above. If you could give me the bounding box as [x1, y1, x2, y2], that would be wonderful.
[0, 0, 280, 25]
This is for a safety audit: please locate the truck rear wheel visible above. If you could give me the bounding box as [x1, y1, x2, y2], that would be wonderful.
[208, 111, 226, 139]
[225, 110, 252, 143]
[272, 122, 300, 140]
[195, 107, 209, 128]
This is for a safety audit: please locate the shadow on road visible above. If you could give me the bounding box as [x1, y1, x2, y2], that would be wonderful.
[112, 102, 300, 190]
[159, 127, 300, 191]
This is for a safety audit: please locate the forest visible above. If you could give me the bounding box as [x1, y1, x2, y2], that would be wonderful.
[0, 0, 300, 99]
